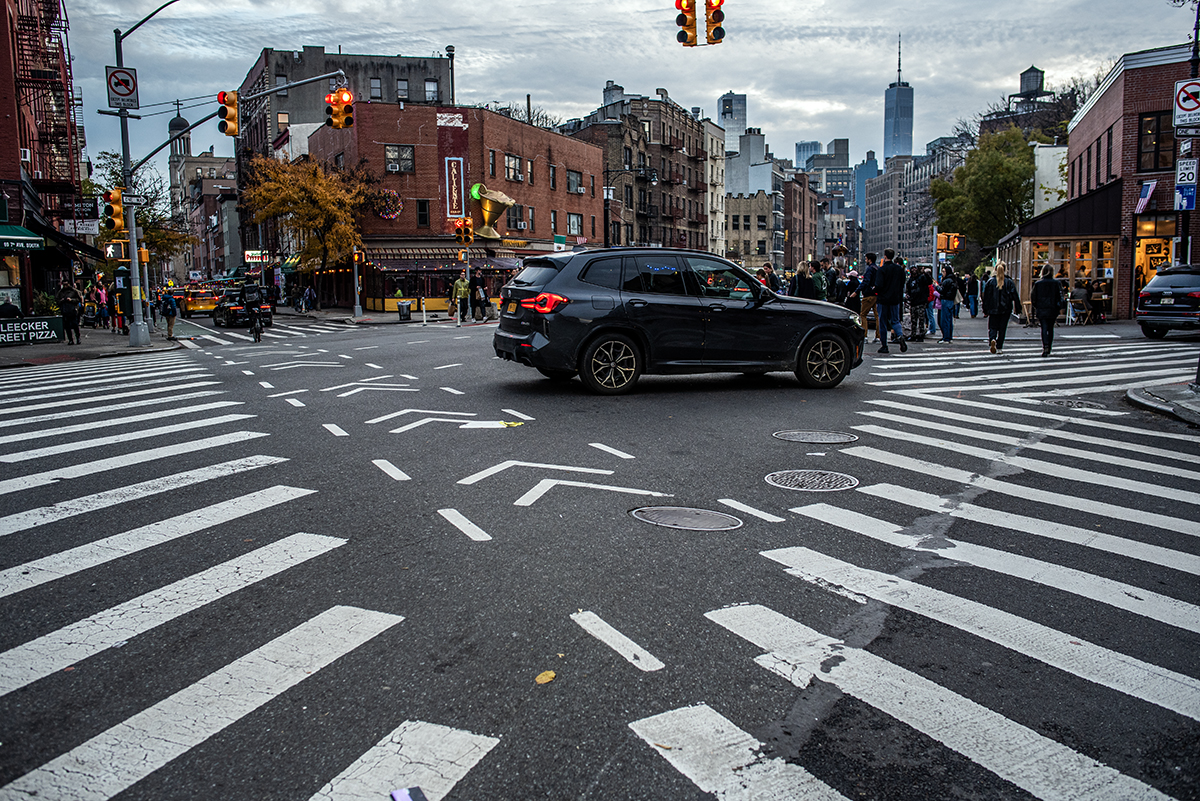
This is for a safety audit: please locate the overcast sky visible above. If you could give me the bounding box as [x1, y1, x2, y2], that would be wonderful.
[69, 0, 1193, 180]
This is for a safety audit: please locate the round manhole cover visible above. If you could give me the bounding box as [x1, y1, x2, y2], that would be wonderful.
[630, 507, 743, 531]
[1043, 398, 1106, 410]
[773, 430, 860, 444]
[765, 470, 859, 492]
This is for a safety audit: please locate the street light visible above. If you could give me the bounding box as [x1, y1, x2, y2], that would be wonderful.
[602, 166, 657, 248]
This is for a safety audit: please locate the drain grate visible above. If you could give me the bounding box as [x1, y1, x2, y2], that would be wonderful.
[765, 470, 859, 492]
[773, 430, 859, 444]
[1043, 398, 1106, 410]
[631, 507, 743, 531]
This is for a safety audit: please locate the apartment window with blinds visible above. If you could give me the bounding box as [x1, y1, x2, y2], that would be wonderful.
[370, 78, 382, 100]
[424, 80, 439, 102]
[396, 79, 408, 100]
[276, 112, 289, 133]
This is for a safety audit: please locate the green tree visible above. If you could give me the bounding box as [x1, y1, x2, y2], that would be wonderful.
[931, 127, 1044, 248]
[91, 151, 192, 260]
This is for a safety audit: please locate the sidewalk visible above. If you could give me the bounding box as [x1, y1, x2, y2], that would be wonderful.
[272, 302, 481, 328]
[0, 322, 181, 370]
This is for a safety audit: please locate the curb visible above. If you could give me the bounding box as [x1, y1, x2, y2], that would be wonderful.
[1125, 387, 1200, 426]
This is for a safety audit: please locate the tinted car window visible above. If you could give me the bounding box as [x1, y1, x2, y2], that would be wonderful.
[580, 257, 622, 290]
[625, 256, 690, 295]
[512, 261, 561, 288]
[686, 257, 758, 300]
[1145, 272, 1200, 290]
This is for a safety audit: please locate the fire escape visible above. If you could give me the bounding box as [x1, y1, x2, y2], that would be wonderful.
[14, 0, 80, 221]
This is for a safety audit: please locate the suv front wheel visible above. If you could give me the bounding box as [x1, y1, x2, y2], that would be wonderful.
[796, 332, 850, 388]
[580, 334, 642, 395]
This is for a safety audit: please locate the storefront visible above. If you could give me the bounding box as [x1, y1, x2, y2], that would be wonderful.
[363, 246, 519, 314]
[0, 225, 45, 311]
[1133, 213, 1177, 292]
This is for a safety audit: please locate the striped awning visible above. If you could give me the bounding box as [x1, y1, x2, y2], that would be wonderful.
[366, 246, 461, 261]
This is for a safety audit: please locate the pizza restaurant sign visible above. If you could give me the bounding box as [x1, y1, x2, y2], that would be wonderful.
[0, 316, 64, 345]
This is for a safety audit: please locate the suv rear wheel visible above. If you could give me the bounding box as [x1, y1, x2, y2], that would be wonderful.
[1140, 324, 1168, 339]
[580, 334, 641, 395]
[796, 332, 850, 389]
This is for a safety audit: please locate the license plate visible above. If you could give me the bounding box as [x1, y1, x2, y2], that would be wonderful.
[1161, 297, 1175, 305]
[506, 301, 517, 313]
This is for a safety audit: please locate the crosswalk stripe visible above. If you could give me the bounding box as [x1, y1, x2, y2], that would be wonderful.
[791, 503, 1200, 633]
[0, 355, 191, 385]
[0, 413, 257, 463]
[0, 455, 288, 536]
[0, 390, 227, 429]
[0, 485, 316, 598]
[878, 367, 1193, 395]
[0, 532, 346, 698]
[867, 356, 1191, 387]
[0, 365, 210, 398]
[0, 430, 270, 496]
[707, 604, 1171, 801]
[844, 445, 1200, 535]
[0, 380, 223, 417]
[858, 483, 1200, 575]
[196, 333, 233, 345]
[629, 703, 850, 800]
[308, 720, 499, 801]
[570, 611, 665, 671]
[985, 373, 1197, 398]
[868, 343, 1199, 371]
[762, 546, 1200, 721]
[0, 605, 403, 801]
[0, 372, 213, 405]
[0, 401, 244, 447]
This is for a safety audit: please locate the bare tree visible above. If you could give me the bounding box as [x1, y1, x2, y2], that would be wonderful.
[488, 102, 563, 130]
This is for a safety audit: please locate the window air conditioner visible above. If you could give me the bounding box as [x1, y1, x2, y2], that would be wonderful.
[19, 148, 31, 162]
[516, 222, 527, 230]
[575, 187, 586, 194]
[516, 173, 524, 181]
[386, 164, 400, 172]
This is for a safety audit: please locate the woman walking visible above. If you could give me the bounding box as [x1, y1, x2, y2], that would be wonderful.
[982, 262, 1019, 353]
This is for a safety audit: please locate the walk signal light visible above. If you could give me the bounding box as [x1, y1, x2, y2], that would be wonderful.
[326, 88, 354, 129]
[217, 91, 239, 136]
[949, 234, 963, 252]
[103, 188, 125, 232]
[353, 250, 365, 265]
[676, 0, 698, 46]
[705, 0, 725, 44]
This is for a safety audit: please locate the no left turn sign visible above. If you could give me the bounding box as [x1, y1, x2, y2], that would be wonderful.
[1175, 79, 1200, 128]
[106, 66, 139, 110]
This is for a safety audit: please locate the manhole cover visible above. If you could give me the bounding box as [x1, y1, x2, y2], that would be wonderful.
[773, 430, 860, 444]
[1043, 398, 1106, 410]
[630, 507, 743, 531]
[765, 470, 859, 492]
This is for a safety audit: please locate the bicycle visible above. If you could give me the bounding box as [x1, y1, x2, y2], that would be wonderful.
[248, 309, 263, 343]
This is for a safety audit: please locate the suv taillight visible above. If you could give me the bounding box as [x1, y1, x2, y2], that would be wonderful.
[1188, 292, 1200, 299]
[519, 292, 570, 314]
[1138, 292, 1150, 299]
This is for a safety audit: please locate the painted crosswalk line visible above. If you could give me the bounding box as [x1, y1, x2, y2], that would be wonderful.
[0, 413, 257, 463]
[0, 401, 244, 446]
[0, 606, 403, 801]
[570, 611, 665, 671]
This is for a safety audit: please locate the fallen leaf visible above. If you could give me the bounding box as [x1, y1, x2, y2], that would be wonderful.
[557, 653, 565, 658]
[654, 742, 673, 750]
[535, 670, 556, 684]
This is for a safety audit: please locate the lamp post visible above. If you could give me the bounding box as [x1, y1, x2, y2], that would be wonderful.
[602, 167, 657, 248]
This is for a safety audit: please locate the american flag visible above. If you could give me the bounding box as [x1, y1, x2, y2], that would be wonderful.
[575, 236, 587, 245]
[1135, 181, 1156, 214]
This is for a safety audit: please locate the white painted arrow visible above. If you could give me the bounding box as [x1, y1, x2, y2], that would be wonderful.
[389, 417, 519, 433]
[365, 409, 476, 425]
[261, 361, 344, 370]
[337, 385, 418, 397]
[320, 376, 395, 391]
[514, 479, 672, 507]
[459, 460, 613, 486]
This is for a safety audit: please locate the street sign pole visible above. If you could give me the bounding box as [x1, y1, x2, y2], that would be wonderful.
[113, 31, 149, 346]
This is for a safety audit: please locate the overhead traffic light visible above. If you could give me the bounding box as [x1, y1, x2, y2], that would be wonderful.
[453, 217, 474, 246]
[325, 88, 354, 129]
[705, 0, 725, 44]
[103, 188, 124, 232]
[676, 0, 698, 46]
[217, 90, 239, 136]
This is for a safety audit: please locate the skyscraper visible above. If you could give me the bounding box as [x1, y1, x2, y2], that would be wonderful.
[718, 92, 747, 154]
[883, 35, 913, 161]
[795, 140, 822, 167]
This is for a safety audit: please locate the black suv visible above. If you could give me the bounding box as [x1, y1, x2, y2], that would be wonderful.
[212, 288, 273, 328]
[493, 248, 865, 394]
[1136, 264, 1200, 338]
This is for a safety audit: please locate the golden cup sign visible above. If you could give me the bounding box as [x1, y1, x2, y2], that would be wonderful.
[471, 183, 515, 240]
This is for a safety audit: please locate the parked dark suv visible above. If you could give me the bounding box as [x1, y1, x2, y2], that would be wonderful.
[1136, 264, 1200, 338]
[493, 248, 865, 394]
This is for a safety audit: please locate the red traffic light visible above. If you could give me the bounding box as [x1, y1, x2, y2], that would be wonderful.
[217, 90, 227, 104]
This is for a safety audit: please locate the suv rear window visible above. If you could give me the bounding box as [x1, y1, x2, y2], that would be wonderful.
[1145, 272, 1200, 290]
[580, 257, 623, 290]
[511, 260, 561, 288]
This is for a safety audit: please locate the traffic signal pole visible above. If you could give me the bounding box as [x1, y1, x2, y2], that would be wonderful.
[114, 28, 149, 346]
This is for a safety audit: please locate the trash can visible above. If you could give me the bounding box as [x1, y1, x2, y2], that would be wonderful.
[397, 301, 411, 321]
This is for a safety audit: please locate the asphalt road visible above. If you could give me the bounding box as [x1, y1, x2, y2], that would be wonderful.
[1, 319, 1198, 801]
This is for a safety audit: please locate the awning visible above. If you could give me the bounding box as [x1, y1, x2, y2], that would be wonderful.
[24, 219, 104, 259]
[279, 255, 302, 274]
[0, 225, 43, 251]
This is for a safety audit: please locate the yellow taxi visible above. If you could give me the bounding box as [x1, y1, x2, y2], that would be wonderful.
[181, 288, 218, 318]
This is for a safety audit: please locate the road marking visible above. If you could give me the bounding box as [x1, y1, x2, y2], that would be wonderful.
[434, 363, 462, 370]
[286, 397, 306, 407]
[365, 409, 475, 425]
[708, 604, 1172, 801]
[322, 376, 394, 390]
[354, 346, 379, 350]
[178, 338, 201, 349]
[570, 611, 664, 671]
[0, 401, 244, 446]
[1, 606, 403, 801]
[372, 459, 410, 481]
[197, 333, 233, 345]
[440, 387, 464, 395]
[400, 374, 419, 380]
[763, 546, 1200, 721]
[0, 414, 257, 463]
[0, 381, 223, 417]
[0, 391, 227, 429]
[407, 340, 429, 344]
[0, 456, 287, 536]
[0, 486, 316, 598]
[459, 460, 614, 485]
[502, 408, 534, 421]
[0, 364, 208, 397]
[259, 381, 275, 388]
[437, 508, 491, 541]
[262, 361, 345, 370]
[0, 533, 346, 697]
[268, 389, 308, 397]
[718, 498, 785, 522]
[389, 417, 512, 433]
[308, 720, 498, 801]
[338, 354, 353, 360]
[588, 442, 634, 459]
[0, 431, 269, 496]
[629, 704, 849, 800]
[323, 424, 349, 437]
[793, 502, 1200, 633]
[514, 479, 671, 507]
[241, 370, 254, 375]
[366, 363, 383, 369]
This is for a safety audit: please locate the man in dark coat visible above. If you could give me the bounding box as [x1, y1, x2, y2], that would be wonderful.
[1030, 265, 1064, 357]
[56, 280, 82, 345]
[874, 249, 908, 353]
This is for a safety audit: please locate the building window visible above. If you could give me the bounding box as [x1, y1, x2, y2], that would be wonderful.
[1086, 147, 1092, 192]
[591, 215, 596, 237]
[277, 112, 289, 133]
[757, 240, 767, 255]
[1095, 137, 1102, 187]
[384, 144, 415, 173]
[489, 150, 496, 177]
[424, 80, 439, 102]
[590, 175, 595, 197]
[334, 153, 344, 169]
[505, 154, 522, 181]
[732, 215, 739, 230]
[549, 166, 557, 190]
[757, 215, 767, 229]
[370, 78, 382, 100]
[551, 210, 558, 232]
[528, 159, 535, 185]
[528, 207, 535, 232]
[1138, 112, 1174, 172]
[743, 215, 750, 228]
[567, 170, 583, 192]
[568, 213, 583, 236]
[623, 147, 632, 168]
[1106, 125, 1114, 178]
[275, 75, 287, 97]
[397, 79, 408, 100]
[416, 199, 430, 227]
[506, 204, 524, 228]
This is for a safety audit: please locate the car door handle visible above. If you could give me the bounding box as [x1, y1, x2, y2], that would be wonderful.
[629, 300, 648, 308]
[707, 304, 726, 312]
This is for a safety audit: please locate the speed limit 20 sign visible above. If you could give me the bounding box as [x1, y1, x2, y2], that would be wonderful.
[1176, 158, 1197, 211]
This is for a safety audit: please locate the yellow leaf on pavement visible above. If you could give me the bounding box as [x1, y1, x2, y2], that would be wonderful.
[535, 670, 556, 684]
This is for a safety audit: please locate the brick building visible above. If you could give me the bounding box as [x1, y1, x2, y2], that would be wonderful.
[725, 190, 777, 268]
[306, 103, 602, 310]
[782, 172, 819, 273]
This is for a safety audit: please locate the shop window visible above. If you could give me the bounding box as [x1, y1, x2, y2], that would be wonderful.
[1135, 214, 1178, 290]
[1137, 112, 1174, 172]
[384, 144, 415, 173]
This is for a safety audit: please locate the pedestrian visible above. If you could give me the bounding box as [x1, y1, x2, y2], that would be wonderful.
[788, 261, 817, 299]
[843, 270, 860, 312]
[452, 269, 471, 323]
[874, 248, 908, 354]
[56, 279, 82, 345]
[811, 259, 828, 301]
[905, 262, 931, 341]
[859, 253, 880, 342]
[160, 288, 178, 340]
[469, 270, 488, 320]
[953, 272, 966, 318]
[0, 295, 23, 318]
[1029, 265, 1064, 357]
[763, 263, 782, 293]
[936, 267, 958, 343]
[826, 262, 845, 305]
[982, 262, 1019, 353]
[966, 272, 980, 317]
[925, 268, 939, 339]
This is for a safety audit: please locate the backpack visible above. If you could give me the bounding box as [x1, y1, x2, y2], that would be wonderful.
[162, 294, 177, 317]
